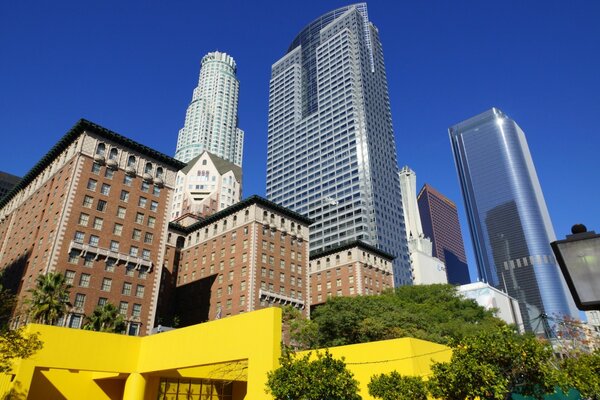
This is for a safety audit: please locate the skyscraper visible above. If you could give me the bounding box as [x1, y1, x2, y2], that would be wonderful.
[175, 51, 244, 165]
[417, 183, 470, 285]
[449, 108, 578, 332]
[266, 4, 412, 285]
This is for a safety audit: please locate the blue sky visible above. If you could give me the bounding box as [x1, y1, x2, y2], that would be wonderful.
[1, 1, 599, 281]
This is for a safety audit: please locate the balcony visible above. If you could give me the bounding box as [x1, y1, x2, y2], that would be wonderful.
[69, 241, 153, 271]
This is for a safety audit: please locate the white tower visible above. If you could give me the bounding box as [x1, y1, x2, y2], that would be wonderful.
[175, 51, 244, 165]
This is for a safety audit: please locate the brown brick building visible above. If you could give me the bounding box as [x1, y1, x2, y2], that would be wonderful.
[309, 241, 394, 308]
[0, 120, 184, 335]
[156, 196, 312, 327]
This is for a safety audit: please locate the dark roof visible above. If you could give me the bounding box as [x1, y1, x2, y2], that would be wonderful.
[169, 195, 313, 235]
[180, 151, 242, 182]
[0, 119, 186, 210]
[309, 240, 395, 261]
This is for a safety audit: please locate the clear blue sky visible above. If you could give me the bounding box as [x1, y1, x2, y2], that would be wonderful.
[1, 1, 599, 281]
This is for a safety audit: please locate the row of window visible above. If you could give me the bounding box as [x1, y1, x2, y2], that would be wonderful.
[73, 292, 142, 318]
[81, 195, 157, 227]
[95, 143, 164, 179]
[65, 270, 145, 297]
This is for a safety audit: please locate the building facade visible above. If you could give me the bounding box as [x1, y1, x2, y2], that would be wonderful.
[449, 108, 578, 332]
[0, 119, 184, 335]
[0, 171, 20, 200]
[170, 151, 242, 221]
[417, 183, 470, 285]
[175, 51, 244, 165]
[398, 167, 447, 285]
[309, 241, 394, 308]
[265, 3, 411, 286]
[157, 196, 311, 326]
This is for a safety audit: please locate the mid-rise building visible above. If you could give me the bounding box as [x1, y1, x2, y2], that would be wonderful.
[175, 51, 244, 165]
[266, 3, 411, 286]
[398, 167, 447, 285]
[458, 282, 524, 332]
[0, 119, 184, 335]
[309, 241, 394, 308]
[156, 196, 311, 326]
[170, 150, 242, 221]
[417, 183, 470, 285]
[449, 107, 578, 332]
[0, 171, 20, 200]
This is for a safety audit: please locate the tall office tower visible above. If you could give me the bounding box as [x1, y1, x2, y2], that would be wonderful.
[266, 4, 412, 286]
[449, 108, 578, 332]
[417, 183, 470, 285]
[398, 167, 447, 285]
[175, 51, 244, 165]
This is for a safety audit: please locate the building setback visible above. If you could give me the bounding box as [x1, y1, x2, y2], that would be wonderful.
[175, 51, 244, 165]
[417, 183, 470, 285]
[309, 241, 394, 308]
[266, 3, 411, 286]
[449, 107, 578, 332]
[156, 195, 312, 326]
[0, 119, 184, 335]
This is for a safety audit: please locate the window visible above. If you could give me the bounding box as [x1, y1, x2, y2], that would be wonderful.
[101, 278, 112, 291]
[152, 186, 160, 196]
[144, 232, 153, 244]
[142, 249, 151, 261]
[100, 183, 111, 195]
[147, 216, 156, 228]
[120, 190, 129, 202]
[93, 217, 103, 230]
[79, 273, 90, 287]
[89, 235, 99, 247]
[68, 250, 80, 264]
[91, 163, 101, 175]
[124, 175, 133, 186]
[138, 197, 147, 208]
[97, 199, 107, 212]
[127, 155, 136, 167]
[122, 282, 132, 296]
[132, 229, 141, 241]
[87, 179, 97, 191]
[150, 201, 158, 212]
[65, 270, 75, 285]
[132, 304, 142, 318]
[117, 206, 126, 219]
[135, 213, 144, 224]
[83, 195, 93, 208]
[84, 253, 94, 267]
[74, 293, 86, 308]
[144, 162, 153, 175]
[105, 259, 116, 272]
[98, 297, 107, 307]
[155, 167, 163, 178]
[113, 224, 123, 236]
[129, 246, 139, 257]
[138, 269, 147, 279]
[74, 231, 85, 243]
[78, 213, 89, 226]
[135, 285, 145, 298]
[141, 182, 150, 192]
[96, 143, 106, 156]
[110, 240, 120, 252]
[125, 265, 135, 277]
[119, 301, 128, 315]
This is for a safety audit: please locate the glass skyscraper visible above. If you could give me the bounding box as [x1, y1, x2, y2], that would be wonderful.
[450, 108, 578, 332]
[266, 4, 412, 285]
[175, 51, 244, 165]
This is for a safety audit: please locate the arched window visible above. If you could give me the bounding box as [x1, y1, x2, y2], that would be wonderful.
[109, 148, 118, 160]
[96, 143, 106, 156]
[127, 155, 136, 167]
[155, 167, 164, 178]
[144, 162, 153, 174]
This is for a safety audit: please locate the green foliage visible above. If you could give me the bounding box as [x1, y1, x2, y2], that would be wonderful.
[281, 305, 319, 350]
[558, 350, 600, 399]
[428, 326, 558, 400]
[310, 284, 505, 347]
[83, 303, 126, 333]
[266, 350, 361, 400]
[27, 272, 72, 325]
[368, 371, 427, 400]
[0, 328, 43, 373]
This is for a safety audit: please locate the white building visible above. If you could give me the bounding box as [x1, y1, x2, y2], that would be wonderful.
[171, 151, 242, 221]
[175, 51, 244, 165]
[458, 282, 524, 332]
[398, 166, 447, 285]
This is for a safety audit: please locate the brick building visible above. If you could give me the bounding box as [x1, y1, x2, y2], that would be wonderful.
[309, 241, 394, 308]
[156, 195, 312, 327]
[0, 119, 184, 335]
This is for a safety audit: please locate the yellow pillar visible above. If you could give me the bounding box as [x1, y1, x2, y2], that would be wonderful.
[123, 372, 146, 400]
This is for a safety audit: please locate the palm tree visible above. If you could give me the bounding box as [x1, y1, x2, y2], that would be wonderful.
[83, 303, 126, 333]
[27, 272, 72, 325]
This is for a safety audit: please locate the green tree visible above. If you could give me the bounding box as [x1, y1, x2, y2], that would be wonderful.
[281, 305, 319, 350]
[428, 326, 559, 400]
[558, 350, 600, 399]
[368, 371, 427, 400]
[83, 303, 126, 333]
[27, 272, 72, 325]
[311, 284, 505, 347]
[266, 350, 361, 400]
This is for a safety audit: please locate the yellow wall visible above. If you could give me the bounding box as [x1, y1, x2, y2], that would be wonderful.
[1, 307, 450, 400]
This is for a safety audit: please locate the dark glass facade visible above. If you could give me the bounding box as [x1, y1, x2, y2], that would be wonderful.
[450, 108, 578, 332]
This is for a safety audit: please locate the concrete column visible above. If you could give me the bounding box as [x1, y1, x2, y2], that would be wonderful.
[123, 372, 146, 400]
